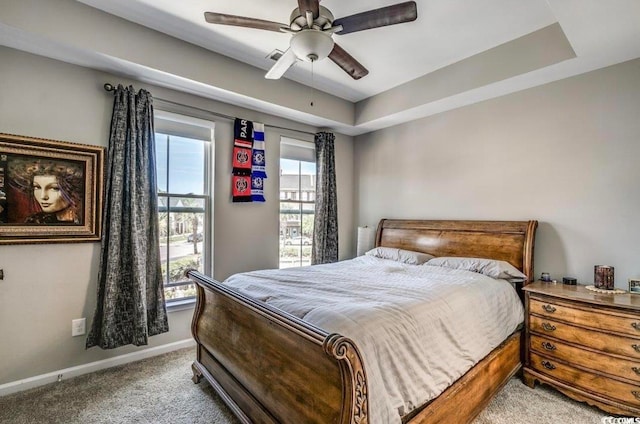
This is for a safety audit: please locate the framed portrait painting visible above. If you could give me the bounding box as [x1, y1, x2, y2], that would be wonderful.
[0, 133, 104, 244]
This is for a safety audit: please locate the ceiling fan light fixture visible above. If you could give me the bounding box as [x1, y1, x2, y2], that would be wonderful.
[290, 29, 334, 62]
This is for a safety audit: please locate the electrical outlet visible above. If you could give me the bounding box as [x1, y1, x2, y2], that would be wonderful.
[72, 318, 86, 337]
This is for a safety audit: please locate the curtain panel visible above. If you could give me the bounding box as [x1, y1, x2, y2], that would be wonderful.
[87, 85, 168, 349]
[311, 131, 338, 264]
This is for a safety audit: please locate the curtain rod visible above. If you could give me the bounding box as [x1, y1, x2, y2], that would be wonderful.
[103, 83, 316, 137]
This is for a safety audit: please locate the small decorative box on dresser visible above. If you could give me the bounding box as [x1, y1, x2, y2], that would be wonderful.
[523, 282, 640, 416]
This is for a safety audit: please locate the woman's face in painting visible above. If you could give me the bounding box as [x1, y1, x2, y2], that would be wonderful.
[32, 175, 69, 213]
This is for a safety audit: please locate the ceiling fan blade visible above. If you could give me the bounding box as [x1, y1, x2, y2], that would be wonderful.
[297, 0, 320, 19]
[204, 12, 286, 32]
[265, 48, 298, 80]
[333, 1, 417, 35]
[328, 43, 369, 80]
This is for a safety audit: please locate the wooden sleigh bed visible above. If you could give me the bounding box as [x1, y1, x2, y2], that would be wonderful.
[187, 219, 538, 423]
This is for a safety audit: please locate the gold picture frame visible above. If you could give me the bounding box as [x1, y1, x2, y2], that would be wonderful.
[0, 133, 104, 244]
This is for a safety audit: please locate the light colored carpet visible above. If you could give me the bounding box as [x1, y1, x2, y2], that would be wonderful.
[0, 347, 607, 423]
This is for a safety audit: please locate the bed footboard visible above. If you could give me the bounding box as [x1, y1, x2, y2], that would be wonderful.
[187, 270, 368, 424]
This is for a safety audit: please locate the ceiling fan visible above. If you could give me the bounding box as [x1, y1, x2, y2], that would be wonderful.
[204, 1, 417, 80]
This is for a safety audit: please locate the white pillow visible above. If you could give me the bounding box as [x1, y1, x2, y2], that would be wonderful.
[425, 257, 527, 280]
[365, 247, 435, 265]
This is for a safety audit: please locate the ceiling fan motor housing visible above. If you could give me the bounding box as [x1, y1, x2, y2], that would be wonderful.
[289, 6, 334, 31]
[290, 29, 334, 62]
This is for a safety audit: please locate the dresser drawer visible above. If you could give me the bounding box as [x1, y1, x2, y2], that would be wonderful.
[530, 334, 640, 383]
[530, 297, 640, 338]
[529, 315, 640, 360]
[530, 352, 640, 407]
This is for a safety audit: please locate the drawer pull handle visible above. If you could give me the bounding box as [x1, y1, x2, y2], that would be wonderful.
[633, 391, 640, 400]
[632, 323, 640, 331]
[632, 367, 640, 375]
[541, 342, 556, 351]
[633, 344, 640, 353]
[541, 322, 556, 332]
[541, 360, 556, 370]
[542, 304, 556, 313]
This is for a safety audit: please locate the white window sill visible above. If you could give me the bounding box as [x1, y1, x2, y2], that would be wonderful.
[166, 298, 196, 312]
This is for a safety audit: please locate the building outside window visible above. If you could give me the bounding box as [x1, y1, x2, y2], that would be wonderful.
[279, 137, 315, 268]
[155, 111, 214, 306]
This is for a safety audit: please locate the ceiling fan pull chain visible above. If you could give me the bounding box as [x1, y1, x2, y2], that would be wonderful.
[310, 59, 315, 107]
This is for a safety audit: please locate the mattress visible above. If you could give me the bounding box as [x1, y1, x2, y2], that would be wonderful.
[224, 255, 524, 424]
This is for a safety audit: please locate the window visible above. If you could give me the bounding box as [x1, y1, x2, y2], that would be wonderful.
[155, 111, 214, 306]
[279, 137, 315, 268]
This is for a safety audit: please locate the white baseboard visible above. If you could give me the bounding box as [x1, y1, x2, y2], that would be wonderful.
[0, 338, 196, 397]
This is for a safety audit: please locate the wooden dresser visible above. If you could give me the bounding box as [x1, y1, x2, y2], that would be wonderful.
[523, 282, 640, 416]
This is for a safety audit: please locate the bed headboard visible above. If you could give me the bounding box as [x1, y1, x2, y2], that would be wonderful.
[376, 219, 538, 283]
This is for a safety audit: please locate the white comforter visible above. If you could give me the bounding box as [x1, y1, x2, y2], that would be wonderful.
[224, 255, 524, 424]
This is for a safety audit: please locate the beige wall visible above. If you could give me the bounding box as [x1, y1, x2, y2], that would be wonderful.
[0, 46, 354, 384]
[355, 58, 640, 289]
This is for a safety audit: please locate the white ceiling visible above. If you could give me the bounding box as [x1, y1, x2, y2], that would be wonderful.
[2, 0, 640, 135]
[77, 0, 559, 102]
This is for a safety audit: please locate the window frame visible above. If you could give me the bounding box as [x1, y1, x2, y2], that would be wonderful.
[154, 110, 215, 308]
[279, 137, 316, 269]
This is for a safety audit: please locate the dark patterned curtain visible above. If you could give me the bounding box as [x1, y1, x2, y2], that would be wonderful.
[312, 131, 338, 264]
[87, 85, 168, 349]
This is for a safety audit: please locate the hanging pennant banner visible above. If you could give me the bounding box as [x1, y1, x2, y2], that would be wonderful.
[251, 122, 266, 202]
[251, 123, 267, 178]
[251, 175, 265, 202]
[232, 118, 253, 202]
[231, 118, 268, 203]
[232, 175, 252, 202]
[232, 118, 253, 176]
